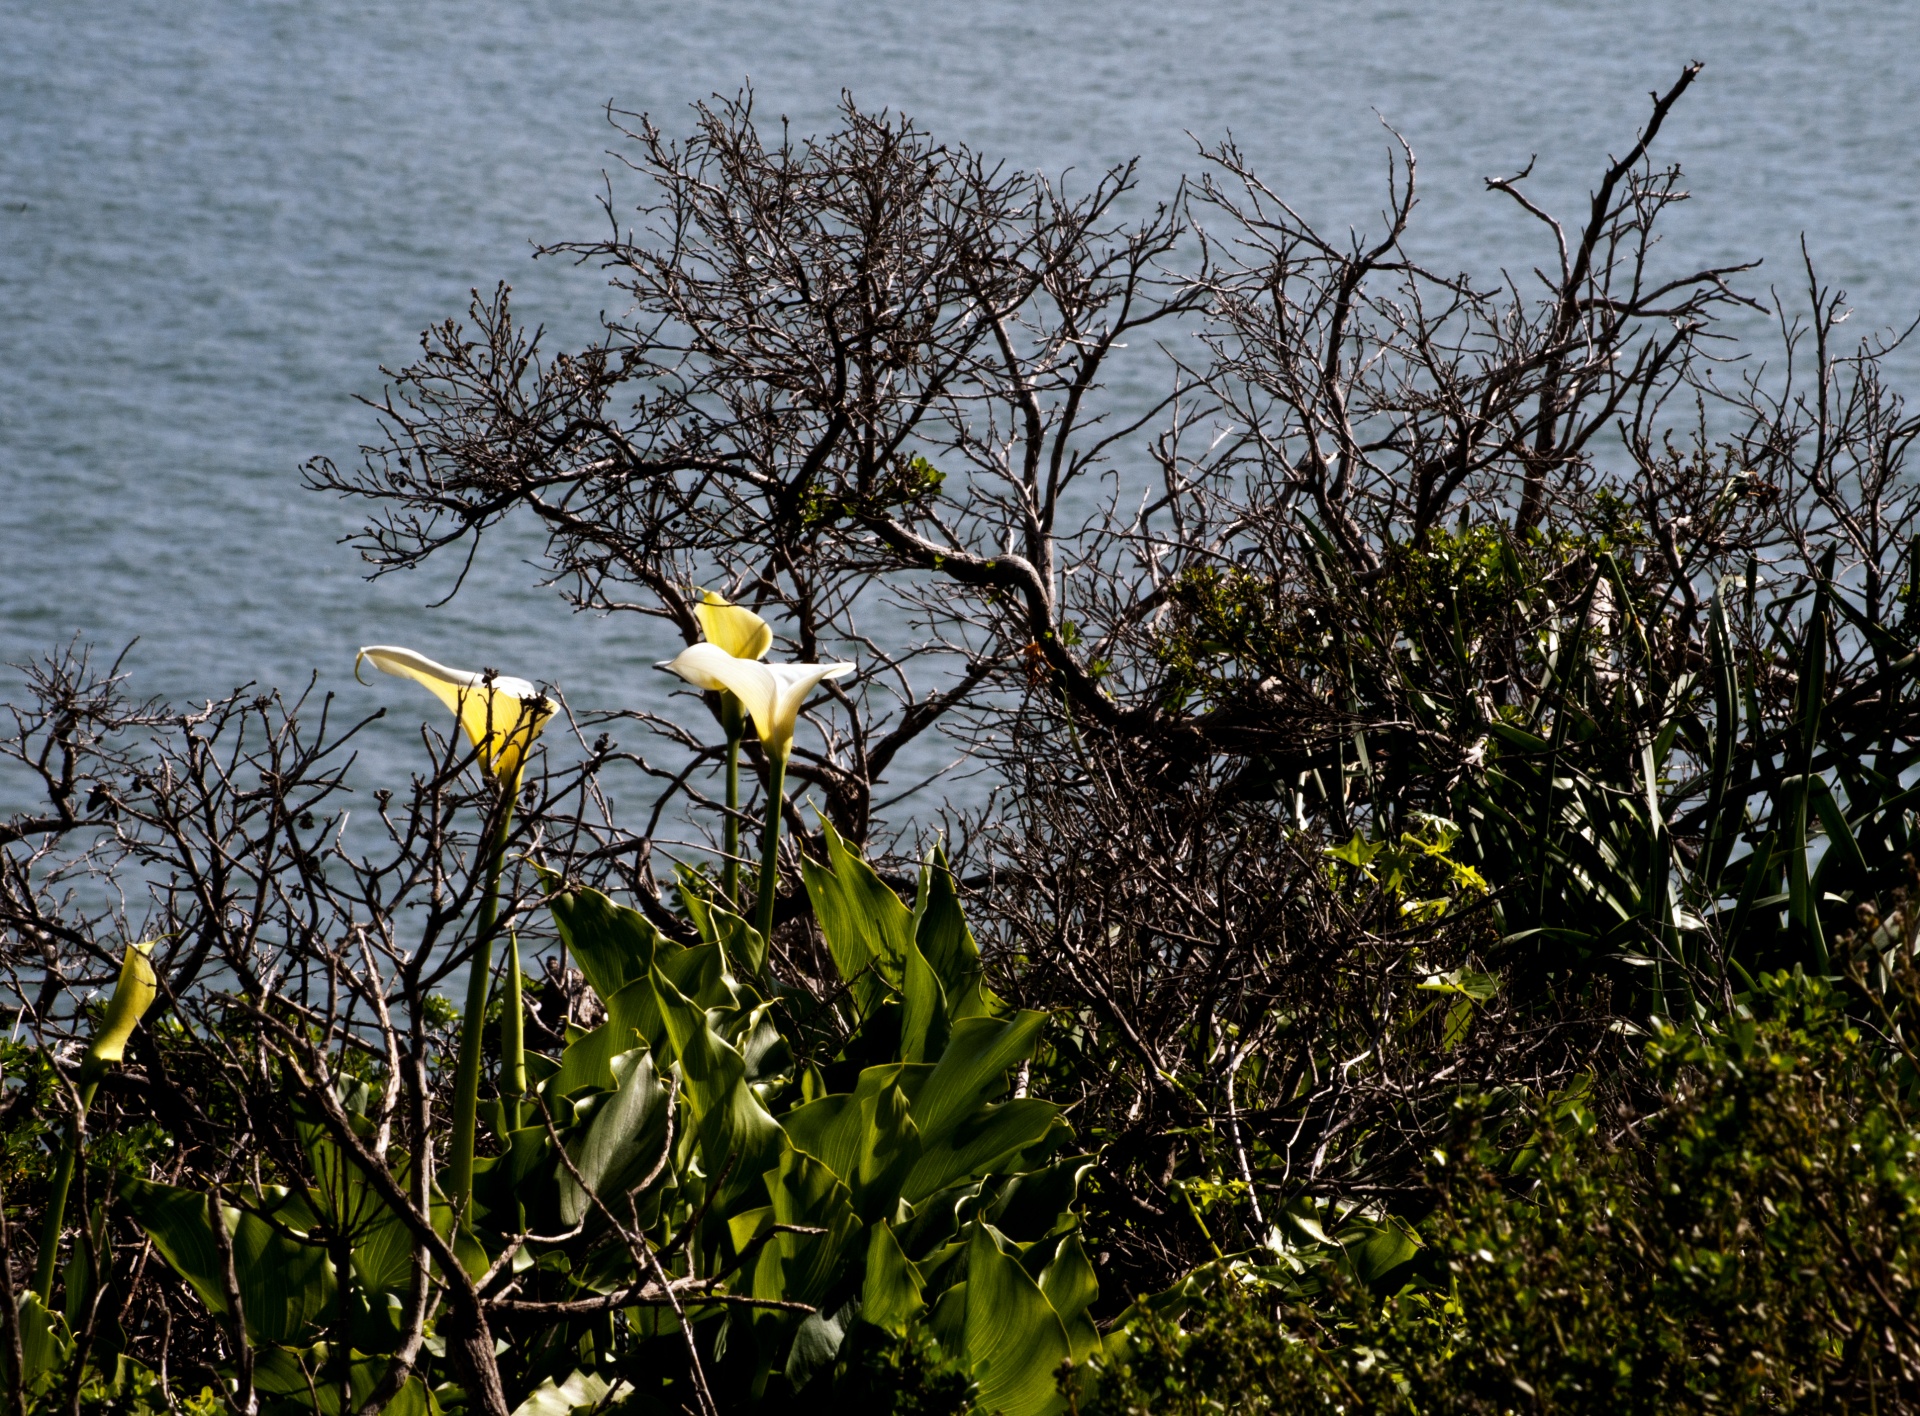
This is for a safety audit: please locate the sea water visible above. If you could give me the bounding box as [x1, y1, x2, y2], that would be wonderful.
[4, 0, 1918, 834]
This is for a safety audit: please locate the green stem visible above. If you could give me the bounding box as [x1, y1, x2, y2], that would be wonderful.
[446, 789, 516, 1217]
[752, 749, 789, 944]
[499, 933, 525, 1134]
[34, 1076, 98, 1302]
[720, 695, 744, 908]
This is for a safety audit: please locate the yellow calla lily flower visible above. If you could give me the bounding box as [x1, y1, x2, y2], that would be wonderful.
[694, 590, 774, 661]
[84, 941, 159, 1070]
[356, 645, 555, 781]
[659, 642, 854, 761]
[41, 940, 163, 1302]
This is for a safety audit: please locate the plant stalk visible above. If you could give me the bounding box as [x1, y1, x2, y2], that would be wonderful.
[446, 788, 516, 1216]
[752, 749, 789, 944]
[34, 1075, 99, 1303]
[499, 932, 525, 1134]
[720, 694, 744, 908]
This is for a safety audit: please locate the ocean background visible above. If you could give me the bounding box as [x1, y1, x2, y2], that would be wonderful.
[4, 0, 1919, 829]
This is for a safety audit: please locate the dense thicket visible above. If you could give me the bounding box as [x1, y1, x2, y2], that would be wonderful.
[5, 64, 1920, 1414]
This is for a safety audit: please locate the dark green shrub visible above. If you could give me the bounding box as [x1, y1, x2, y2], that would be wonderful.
[1072, 968, 1920, 1414]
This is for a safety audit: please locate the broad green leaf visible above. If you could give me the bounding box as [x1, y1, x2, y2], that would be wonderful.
[548, 885, 677, 1002]
[909, 1012, 1049, 1146]
[510, 1369, 624, 1416]
[981, 1154, 1095, 1242]
[15, 1292, 65, 1390]
[120, 1178, 335, 1346]
[915, 845, 996, 1020]
[1038, 1235, 1100, 1362]
[803, 813, 914, 1014]
[549, 974, 670, 1098]
[734, 1001, 794, 1086]
[900, 927, 949, 1065]
[251, 1349, 439, 1416]
[1332, 1212, 1421, 1288]
[902, 1099, 1063, 1205]
[961, 1224, 1073, 1416]
[661, 940, 736, 1011]
[753, 1149, 859, 1309]
[1417, 968, 1499, 1002]
[651, 964, 786, 1207]
[862, 1221, 926, 1333]
[782, 1065, 923, 1221]
[558, 1048, 671, 1226]
[681, 868, 769, 977]
[300, 1126, 415, 1295]
[728, 1205, 773, 1252]
[785, 1306, 850, 1390]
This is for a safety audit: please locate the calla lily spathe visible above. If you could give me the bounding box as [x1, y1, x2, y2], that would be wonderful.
[86, 941, 159, 1070]
[659, 642, 854, 760]
[356, 645, 555, 781]
[693, 589, 774, 661]
[40, 940, 163, 1302]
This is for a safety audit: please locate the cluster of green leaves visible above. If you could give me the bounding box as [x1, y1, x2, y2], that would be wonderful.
[1071, 967, 1920, 1414]
[38, 821, 1097, 1416]
[1325, 816, 1489, 925]
[1163, 513, 1920, 1028]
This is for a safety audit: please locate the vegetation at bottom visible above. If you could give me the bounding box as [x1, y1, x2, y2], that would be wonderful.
[8, 61, 1920, 1414]
[1068, 966, 1920, 1414]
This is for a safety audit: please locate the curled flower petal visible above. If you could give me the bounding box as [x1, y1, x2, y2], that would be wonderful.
[356, 645, 555, 781]
[85, 942, 158, 1069]
[694, 590, 774, 661]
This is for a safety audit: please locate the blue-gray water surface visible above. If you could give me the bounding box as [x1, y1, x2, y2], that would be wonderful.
[4, 0, 1919, 828]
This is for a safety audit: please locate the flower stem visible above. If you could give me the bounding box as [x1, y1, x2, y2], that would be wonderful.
[446, 788, 515, 1217]
[752, 749, 789, 944]
[499, 932, 525, 1134]
[720, 694, 744, 908]
[35, 1075, 99, 1302]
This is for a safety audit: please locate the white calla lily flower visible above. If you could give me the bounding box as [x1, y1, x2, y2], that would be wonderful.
[356, 645, 555, 782]
[658, 642, 854, 761]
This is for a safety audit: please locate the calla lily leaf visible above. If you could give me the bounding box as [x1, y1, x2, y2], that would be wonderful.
[84, 942, 158, 1071]
[658, 642, 853, 758]
[962, 1223, 1074, 1416]
[356, 645, 554, 781]
[694, 589, 774, 661]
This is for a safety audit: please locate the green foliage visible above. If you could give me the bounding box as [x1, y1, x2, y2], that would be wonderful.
[1071, 967, 1920, 1414]
[82, 828, 1092, 1416]
[1325, 815, 1489, 924]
